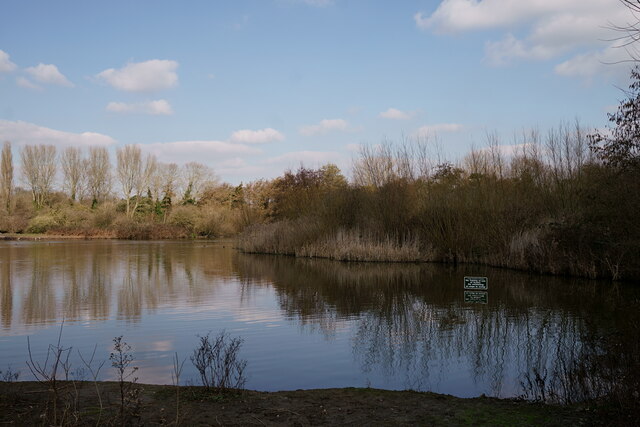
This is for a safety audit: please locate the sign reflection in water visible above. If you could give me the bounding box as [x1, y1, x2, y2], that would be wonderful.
[0, 240, 635, 401]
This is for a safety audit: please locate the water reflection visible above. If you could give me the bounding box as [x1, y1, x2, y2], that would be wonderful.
[232, 255, 633, 400]
[0, 240, 636, 400]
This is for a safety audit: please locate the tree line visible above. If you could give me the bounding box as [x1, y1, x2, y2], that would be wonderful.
[0, 143, 216, 213]
[238, 67, 640, 280]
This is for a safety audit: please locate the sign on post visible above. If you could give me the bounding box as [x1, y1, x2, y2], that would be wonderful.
[464, 276, 488, 290]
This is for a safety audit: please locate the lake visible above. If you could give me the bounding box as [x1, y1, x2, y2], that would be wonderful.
[0, 240, 637, 400]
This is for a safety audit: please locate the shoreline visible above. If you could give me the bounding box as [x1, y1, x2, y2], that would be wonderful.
[0, 381, 592, 426]
[2, 233, 635, 283]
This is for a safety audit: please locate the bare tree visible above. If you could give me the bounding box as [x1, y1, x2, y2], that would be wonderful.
[116, 145, 141, 216]
[181, 162, 215, 204]
[0, 141, 13, 213]
[116, 145, 157, 216]
[135, 152, 157, 209]
[611, 1, 640, 61]
[21, 144, 56, 209]
[61, 147, 84, 202]
[158, 163, 179, 202]
[86, 146, 111, 207]
[151, 162, 179, 222]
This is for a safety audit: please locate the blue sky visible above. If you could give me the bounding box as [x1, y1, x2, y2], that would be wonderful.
[0, 0, 634, 183]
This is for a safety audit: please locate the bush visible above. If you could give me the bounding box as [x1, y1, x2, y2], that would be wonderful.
[113, 217, 152, 240]
[195, 205, 236, 237]
[191, 331, 247, 391]
[0, 214, 28, 233]
[26, 214, 58, 234]
[54, 205, 92, 230]
[93, 202, 118, 229]
[168, 205, 199, 235]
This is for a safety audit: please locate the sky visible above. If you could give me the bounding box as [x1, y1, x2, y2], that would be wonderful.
[0, 0, 636, 184]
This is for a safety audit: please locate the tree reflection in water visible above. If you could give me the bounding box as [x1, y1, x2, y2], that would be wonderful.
[234, 254, 637, 402]
[0, 241, 636, 402]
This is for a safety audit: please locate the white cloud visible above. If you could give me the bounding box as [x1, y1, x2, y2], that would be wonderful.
[300, 119, 349, 136]
[263, 150, 342, 165]
[96, 59, 179, 92]
[554, 43, 632, 78]
[379, 108, 415, 120]
[16, 76, 41, 90]
[218, 157, 249, 169]
[0, 50, 17, 73]
[345, 143, 361, 152]
[415, 0, 611, 33]
[106, 99, 174, 115]
[415, 123, 463, 136]
[142, 140, 261, 165]
[230, 128, 285, 144]
[0, 120, 116, 147]
[25, 63, 74, 87]
[415, 0, 632, 76]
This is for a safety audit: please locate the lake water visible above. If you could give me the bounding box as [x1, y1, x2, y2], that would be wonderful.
[0, 240, 637, 399]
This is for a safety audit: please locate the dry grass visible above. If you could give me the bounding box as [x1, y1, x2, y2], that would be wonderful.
[297, 229, 426, 262]
[238, 220, 427, 262]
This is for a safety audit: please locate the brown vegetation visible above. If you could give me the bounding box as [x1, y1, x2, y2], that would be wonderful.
[237, 118, 639, 280]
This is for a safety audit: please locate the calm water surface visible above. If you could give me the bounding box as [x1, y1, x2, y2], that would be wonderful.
[0, 240, 637, 398]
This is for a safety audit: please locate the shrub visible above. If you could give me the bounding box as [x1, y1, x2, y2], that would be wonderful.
[0, 214, 28, 233]
[191, 331, 247, 391]
[113, 217, 152, 240]
[195, 205, 236, 237]
[26, 214, 58, 234]
[168, 205, 199, 235]
[92, 202, 118, 229]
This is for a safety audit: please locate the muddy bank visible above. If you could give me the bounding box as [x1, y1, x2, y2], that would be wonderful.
[0, 381, 593, 426]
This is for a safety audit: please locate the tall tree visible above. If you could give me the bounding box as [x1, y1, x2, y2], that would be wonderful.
[0, 141, 13, 213]
[61, 146, 84, 202]
[116, 145, 157, 216]
[116, 145, 141, 216]
[86, 146, 111, 208]
[21, 144, 56, 209]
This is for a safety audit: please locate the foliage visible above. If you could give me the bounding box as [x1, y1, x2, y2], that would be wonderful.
[589, 66, 640, 169]
[238, 129, 640, 280]
[26, 213, 59, 233]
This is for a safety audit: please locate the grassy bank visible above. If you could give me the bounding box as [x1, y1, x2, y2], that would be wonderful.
[0, 381, 592, 426]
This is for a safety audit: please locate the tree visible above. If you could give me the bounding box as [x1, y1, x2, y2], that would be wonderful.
[0, 141, 13, 213]
[181, 162, 215, 205]
[589, 66, 640, 169]
[153, 162, 179, 220]
[86, 146, 112, 208]
[116, 145, 141, 216]
[116, 145, 157, 216]
[61, 147, 84, 202]
[21, 144, 56, 209]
